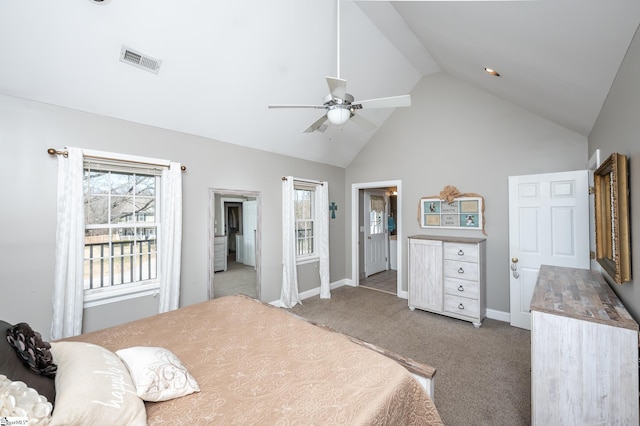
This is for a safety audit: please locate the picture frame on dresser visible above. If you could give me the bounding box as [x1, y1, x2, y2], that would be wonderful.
[419, 196, 482, 231]
[593, 152, 631, 284]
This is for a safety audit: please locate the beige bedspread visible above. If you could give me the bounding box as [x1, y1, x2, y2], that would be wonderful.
[65, 295, 442, 425]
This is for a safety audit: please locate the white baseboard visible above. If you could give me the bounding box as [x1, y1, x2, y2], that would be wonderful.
[272, 281, 511, 325]
[486, 308, 510, 323]
[270, 279, 352, 306]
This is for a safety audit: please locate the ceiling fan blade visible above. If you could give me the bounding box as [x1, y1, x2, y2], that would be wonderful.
[303, 114, 328, 133]
[326, 77, 347, 99]
[350, 113, 377, 132]
[355, 94, 411, 109]
[268, 104, 326, 109]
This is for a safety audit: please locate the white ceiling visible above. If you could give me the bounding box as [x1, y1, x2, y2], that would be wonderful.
[1, 1, 639, 167]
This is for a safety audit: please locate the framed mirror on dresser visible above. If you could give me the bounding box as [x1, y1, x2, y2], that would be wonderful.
[593, 152, 631, 284]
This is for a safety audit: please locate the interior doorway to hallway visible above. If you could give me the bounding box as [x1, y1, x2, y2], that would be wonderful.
[208, 188, 261, 300]
[351, 180, 404, 298]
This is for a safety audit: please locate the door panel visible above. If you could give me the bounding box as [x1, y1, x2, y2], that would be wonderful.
[242, 200, 257, 267]
[364, 190, 388, 277]
[509, 171, 589, 330]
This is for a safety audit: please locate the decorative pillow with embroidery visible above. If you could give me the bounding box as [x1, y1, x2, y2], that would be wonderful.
[49, 341, 146, 426]
[116, 346, 200, 402]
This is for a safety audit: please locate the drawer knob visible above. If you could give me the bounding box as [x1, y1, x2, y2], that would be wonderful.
[458, 285, 464, 292]
[458, 267, 464, 274]
[458, 249, 464, 256]
[458, 303, 465, 310]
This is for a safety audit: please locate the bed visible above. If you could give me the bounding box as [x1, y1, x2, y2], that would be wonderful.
[5, 294, 442, 425]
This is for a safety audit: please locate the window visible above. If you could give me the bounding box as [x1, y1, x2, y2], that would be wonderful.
[369, 195, 385, 235]
[83, 160, 162, 301]
[294, 187, 315, 258]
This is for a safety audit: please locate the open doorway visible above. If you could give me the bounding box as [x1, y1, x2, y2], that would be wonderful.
[351, 180, 404, 298]
[208, 188, 261, 300]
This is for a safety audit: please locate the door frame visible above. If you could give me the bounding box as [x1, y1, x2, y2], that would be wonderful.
[351, 180, 404, 298]
[587, 149, 601, 272]
[208, 188, 261, 300]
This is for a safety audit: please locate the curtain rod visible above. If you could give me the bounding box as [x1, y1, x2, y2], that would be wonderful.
[47, 148, 187, 171]
[281, 176, 324, 185]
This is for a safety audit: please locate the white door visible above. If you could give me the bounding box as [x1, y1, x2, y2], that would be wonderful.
[242, 200, 257, 268]
[508, 170, 590, 330]
[364, 190, 388, 277]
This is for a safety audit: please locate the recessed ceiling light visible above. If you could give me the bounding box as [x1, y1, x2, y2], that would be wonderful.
[484, 67, 500, 77]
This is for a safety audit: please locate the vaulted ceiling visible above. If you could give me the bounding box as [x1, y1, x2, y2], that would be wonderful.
[1, 1, 639, 167]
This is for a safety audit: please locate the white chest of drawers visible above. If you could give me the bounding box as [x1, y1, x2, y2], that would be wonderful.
[408, 235, 486, 327]
[213, 235, 228, 272]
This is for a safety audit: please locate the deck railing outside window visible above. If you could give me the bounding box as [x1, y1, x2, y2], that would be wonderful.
[84, 239, 157, 289]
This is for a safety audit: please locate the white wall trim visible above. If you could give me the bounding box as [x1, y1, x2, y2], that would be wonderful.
[270, 280, 509, 324]
[270, 279, 352, 306]
[486, 308, 510, 323]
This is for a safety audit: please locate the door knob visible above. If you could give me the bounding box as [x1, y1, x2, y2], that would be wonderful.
[511, 257, 518, 263]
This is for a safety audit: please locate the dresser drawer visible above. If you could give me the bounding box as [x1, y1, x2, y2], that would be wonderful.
[444, 242, 478, 263]
[444, 278, 479, 300]
[443, 260, 478, 281]
[444, 294, 479, 319]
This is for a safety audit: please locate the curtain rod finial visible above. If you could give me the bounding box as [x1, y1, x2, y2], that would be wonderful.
[47, 148, 68, 157]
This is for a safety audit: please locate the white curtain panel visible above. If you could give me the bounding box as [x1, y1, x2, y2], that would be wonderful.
[280, 176, 300, 308]
[158, 162, 183, 313]
[316, 182, 331, 299]
[51, 147, 85, 340]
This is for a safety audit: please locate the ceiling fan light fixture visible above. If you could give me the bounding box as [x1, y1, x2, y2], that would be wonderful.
[327, 107, 351, 126]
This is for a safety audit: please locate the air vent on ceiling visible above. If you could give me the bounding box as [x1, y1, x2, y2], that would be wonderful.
[119, 46, 161, 74]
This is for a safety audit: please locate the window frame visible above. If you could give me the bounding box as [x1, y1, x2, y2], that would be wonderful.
[294, 184, 318, 264]
[81, 150, 169, 308]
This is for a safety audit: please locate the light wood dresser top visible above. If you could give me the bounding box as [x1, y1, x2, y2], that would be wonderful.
[408, 235, 486, 244]
[531, 265, 638, 331]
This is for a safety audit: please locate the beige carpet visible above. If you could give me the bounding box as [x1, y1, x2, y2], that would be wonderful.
[213, 257, 257, 299]
[289, 286, 531, 426]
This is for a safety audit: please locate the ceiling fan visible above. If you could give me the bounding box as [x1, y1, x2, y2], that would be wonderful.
[268, 0, 411, 133]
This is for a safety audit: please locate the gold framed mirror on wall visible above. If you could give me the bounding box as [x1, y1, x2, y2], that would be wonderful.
[593, 152, 631, 284]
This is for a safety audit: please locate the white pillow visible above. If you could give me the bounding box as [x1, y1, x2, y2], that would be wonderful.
[116, 346, 200, 402]
[49, 342, 146, 426]
[0, 374, 52, 424]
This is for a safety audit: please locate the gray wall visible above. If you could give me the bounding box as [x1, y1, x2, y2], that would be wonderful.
[346, 72, 587, 313]
[589, 26, 640, 321]
[0, 94, 346, 335]
[0, 67, 606, 335]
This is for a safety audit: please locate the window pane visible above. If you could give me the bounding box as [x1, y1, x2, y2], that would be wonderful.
[110, 172, 135, 195]
[134, 197, 155, 221]
[84, 228, 109, 289]
[111, 196, 135, 223]
[85, 170, 110, 195]
[370, 195, 385, 235]
[295, 189, 312, 220]
[135, 175, 156, 196]
[85, 194, 109, 225]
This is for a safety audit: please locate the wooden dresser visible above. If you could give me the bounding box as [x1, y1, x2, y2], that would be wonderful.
[408, 235, 486, 327]
[530, 265, 639, 425]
